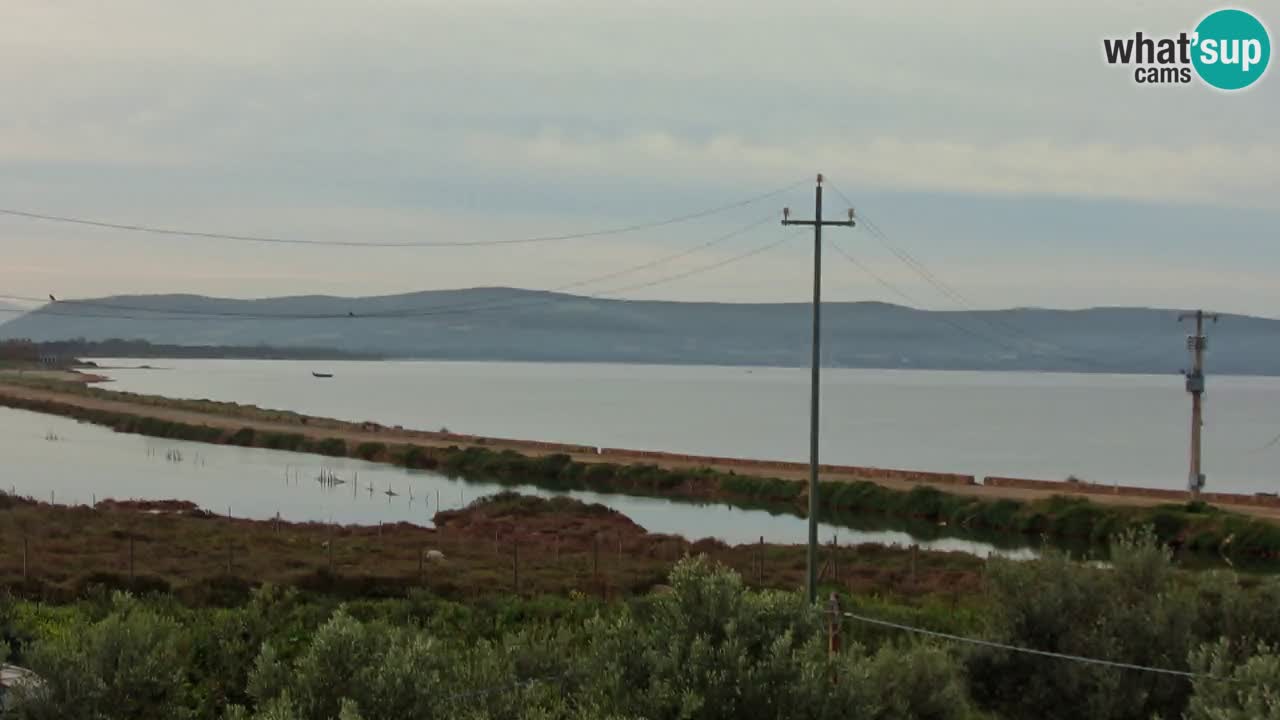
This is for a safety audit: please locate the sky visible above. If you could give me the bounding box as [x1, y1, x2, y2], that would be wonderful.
[0, 0, 1277, 317]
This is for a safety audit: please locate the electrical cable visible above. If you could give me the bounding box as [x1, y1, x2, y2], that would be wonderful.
[0, 216, 781, 323]
[0, 180, 806, 249]
[840, 610, 1222, 681]
[826, 181, 1174, 372]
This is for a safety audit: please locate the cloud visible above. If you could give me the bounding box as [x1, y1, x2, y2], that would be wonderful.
[464, 131, 1279, 209]
[0, 0, 1277, 313]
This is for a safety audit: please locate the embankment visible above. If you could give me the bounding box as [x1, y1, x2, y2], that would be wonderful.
[3, 378, 1280, 558]
[984, 476, 1280, 510]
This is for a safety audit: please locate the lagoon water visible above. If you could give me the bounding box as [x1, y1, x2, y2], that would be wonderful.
[91, 359, 1280, 494]
[0, 406, 1025, 557]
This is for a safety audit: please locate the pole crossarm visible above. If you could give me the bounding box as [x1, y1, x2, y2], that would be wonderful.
[782, 220, 856, 227]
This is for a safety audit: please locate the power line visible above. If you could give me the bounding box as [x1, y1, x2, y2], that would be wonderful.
[828, 182, 1103, 350]
[598, 227, 789, 297]
[0, 217, 781, 323]
[0, 213, 770, 319]
[827, 183, 1043, 342]
[1249, 431, 1280, 454]
[361, 215, 780, 318]
[828, 240, 925, 308]
[841, 611, 1220, 681]
[825, 181, 1174, 373]
[829, 239, 1037, 357]
[0, 180, 805, 249]
[828, 236, 1134, 372]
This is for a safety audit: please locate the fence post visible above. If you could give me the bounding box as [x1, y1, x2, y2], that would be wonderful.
[910, 544, 918, 586]
[592, 533, 600, 586]
[827, 593, 842, 660]
[758, 536, 764, 583]
[830, 534, 839, 586]
[513, 539, 520, 595]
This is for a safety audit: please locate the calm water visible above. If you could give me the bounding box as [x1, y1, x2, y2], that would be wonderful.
[2, 406, 1023, 557]
[92, 359, 1280, 494]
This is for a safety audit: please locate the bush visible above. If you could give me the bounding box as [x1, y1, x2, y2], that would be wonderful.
[227, 427, 257, 447]
[314, 438, 347, 458]
[967, 529, 1198, 720]
[14, 593, 191, 720]
[1186, 640, 1280, 719]
[354, 442, 386, 461]
[261, 433, 306, 451]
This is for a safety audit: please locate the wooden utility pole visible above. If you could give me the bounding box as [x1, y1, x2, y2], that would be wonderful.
[782, 174, 856, 604]
[1179, 310, 1219, 498]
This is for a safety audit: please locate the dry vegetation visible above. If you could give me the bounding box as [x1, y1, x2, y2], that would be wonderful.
[0, 492, 983, 605]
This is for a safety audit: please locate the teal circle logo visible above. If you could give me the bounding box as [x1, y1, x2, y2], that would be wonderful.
[1192, 9, 1271, 90]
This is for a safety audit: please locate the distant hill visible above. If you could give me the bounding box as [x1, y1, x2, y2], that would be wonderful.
[29, 339, 382, 361]
[0, 301, 27, 321]
[1, 288, 1277, 375]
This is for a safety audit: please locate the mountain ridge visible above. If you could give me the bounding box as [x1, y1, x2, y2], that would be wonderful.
[2, 288, 1277, 375]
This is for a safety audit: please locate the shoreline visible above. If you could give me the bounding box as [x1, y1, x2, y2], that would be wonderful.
[4, 372, 1280, 559]
[2, 369, 1274, 517]
[72, 354, 1280, 379]
[0, 368, 112, 384]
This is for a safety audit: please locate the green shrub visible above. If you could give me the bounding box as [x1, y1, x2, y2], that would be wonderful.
[354, 442, 386, 461]
[261, 433, 306, 451]
[314, 438, 347, 457]
[584, 463, 618, 483]
[227, 427, 257, 447]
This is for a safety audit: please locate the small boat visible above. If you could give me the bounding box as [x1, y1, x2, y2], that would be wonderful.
[312, 372, 334, 379]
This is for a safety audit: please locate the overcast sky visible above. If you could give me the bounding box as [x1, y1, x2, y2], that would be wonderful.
[0, 0, 1276, 317]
